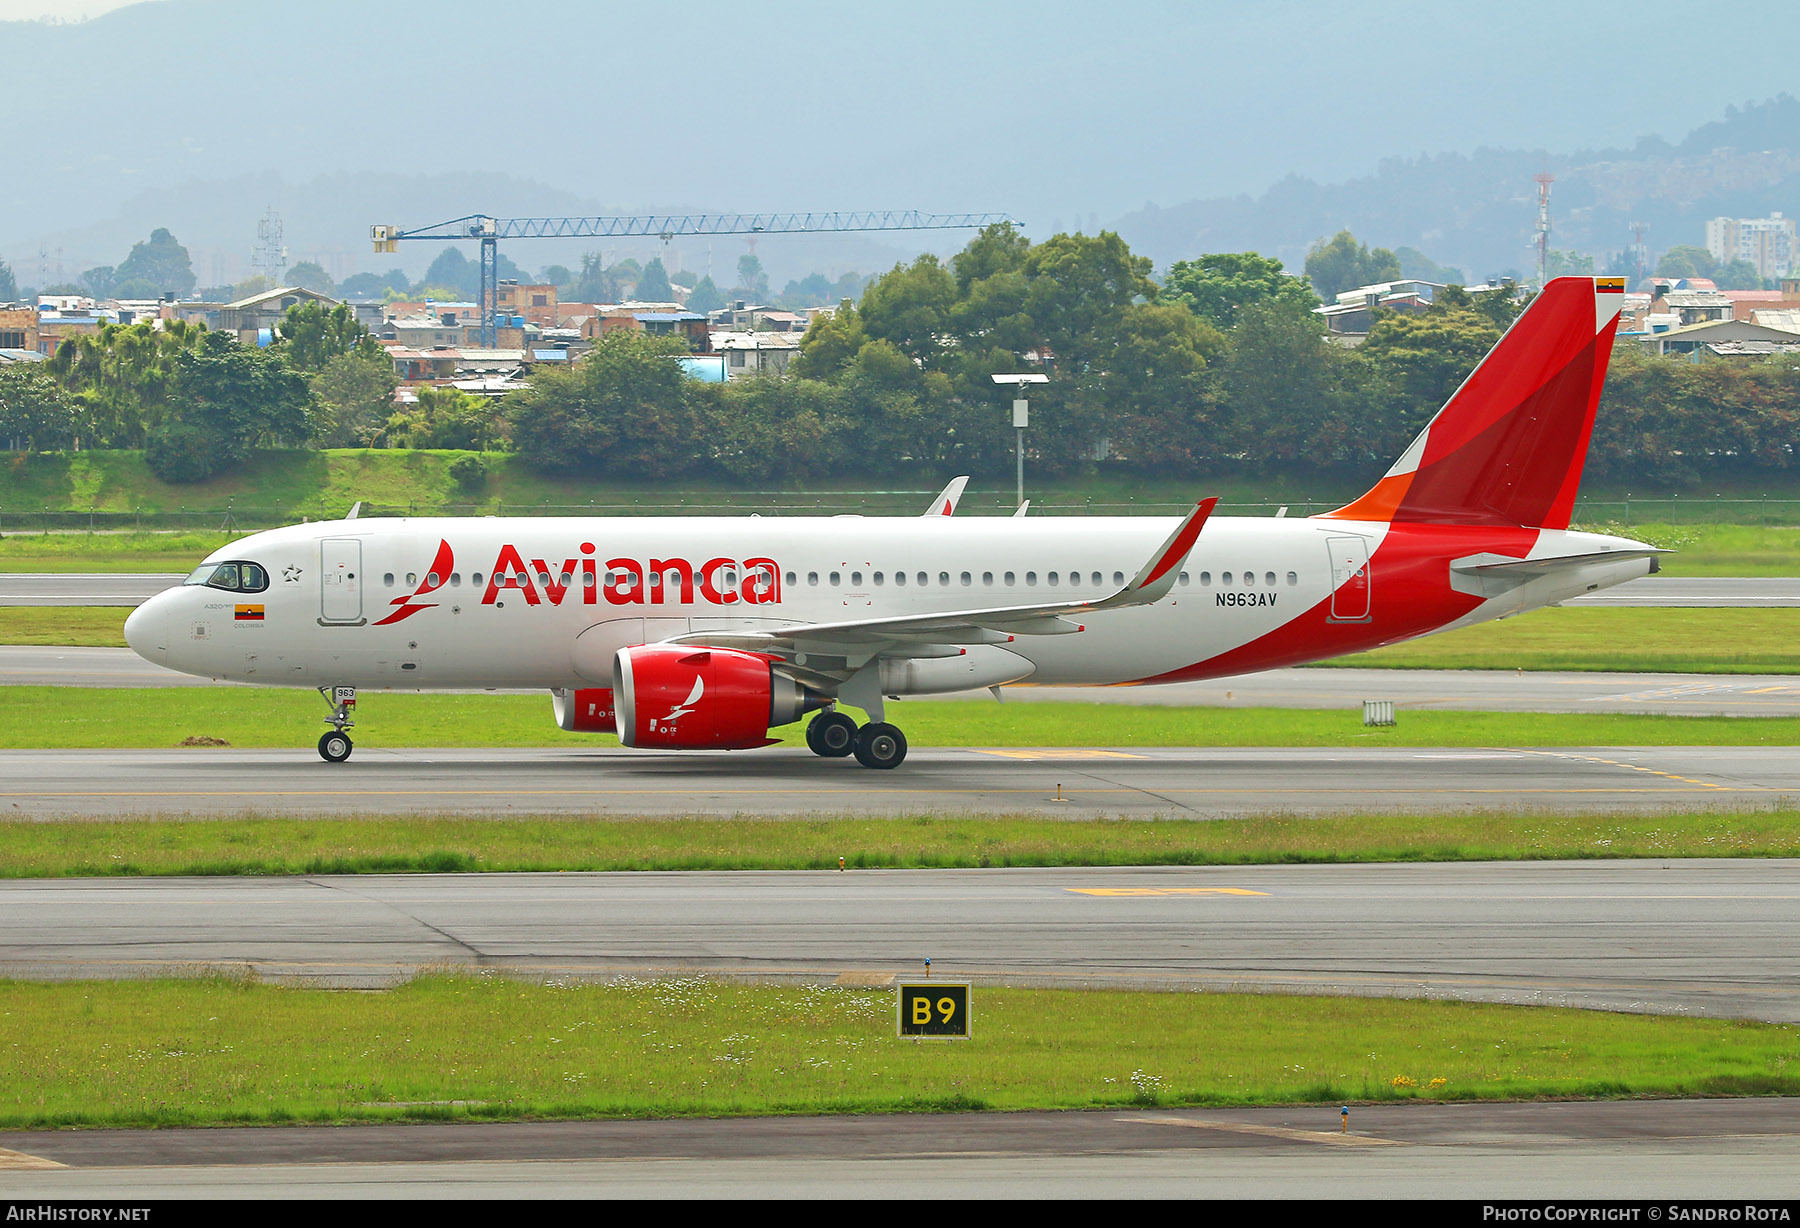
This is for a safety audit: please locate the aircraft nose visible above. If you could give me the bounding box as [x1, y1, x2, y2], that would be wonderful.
[123, 595, 169, 661]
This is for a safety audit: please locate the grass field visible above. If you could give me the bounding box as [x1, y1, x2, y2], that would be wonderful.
[7, 687, 1798, 750]
[1327, 606, 1800, 673]
[4, 810, 1797, 879]
[0, 975, 1791, 1129]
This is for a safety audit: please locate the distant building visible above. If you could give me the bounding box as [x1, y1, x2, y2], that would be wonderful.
[0, 308, 39, 354]
[710, 330, 801, 377]
[1640, 317, 1800, 357]
[496, 280, 558, 327]
[1314, 279, 1446, 341]
[1705, 214, 1798, 281]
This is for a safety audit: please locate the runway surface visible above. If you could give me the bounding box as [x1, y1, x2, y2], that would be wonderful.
[3, 572, 1796, 606]
[2, 744, 1796, 818]
[5, 645, 1800, 717]
[2, 1099, 1797, 1198]
[3, 861, 1796, 1020]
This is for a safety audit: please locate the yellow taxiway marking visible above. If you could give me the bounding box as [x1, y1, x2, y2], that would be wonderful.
[1117, 1115, 1399, 1147]
[0, 1148, 66, 1169]
[1068, 887, 1269, 897]
[973, 749, 1150, 760]
[1517, 749, 1732, 789]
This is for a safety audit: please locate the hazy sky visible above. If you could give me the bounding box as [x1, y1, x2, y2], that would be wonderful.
[0, 0, 160, 20]
[4, 0, 1799, 280]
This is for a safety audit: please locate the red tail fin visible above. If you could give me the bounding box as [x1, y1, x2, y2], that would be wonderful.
[1322, 276, 1625, 529]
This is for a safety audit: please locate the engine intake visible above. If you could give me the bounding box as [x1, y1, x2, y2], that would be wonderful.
[613, 645, 828, 750]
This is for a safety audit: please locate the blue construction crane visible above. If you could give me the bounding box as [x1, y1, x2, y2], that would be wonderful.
[371, 211, 1014, 347]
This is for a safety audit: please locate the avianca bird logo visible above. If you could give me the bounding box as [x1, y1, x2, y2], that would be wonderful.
[373, 539, 454, 626]
[651, 676, 705, 731]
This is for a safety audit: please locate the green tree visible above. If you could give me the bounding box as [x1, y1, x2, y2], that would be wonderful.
[339, 269, 410, 299]
[855, 254, 957, 364]
[735, 253, 769, 300]
[46, 318, 208, 446]
[1161, 252, 1318, 330]
[1544, 250, 1595, 278]
[1357, 306, 1505, 440]
[1715, 259, 1767, 291]
[1656, 245, 1719, 281]
[635, 257, 674, 302]
[1218, 297, 1381, 466]
[149, 331, 311, 481]
[505, 330, 699, 477]
[277, 300, 378, 373]
[309, 351, 397, 447]
[1304, 230, 1401, 301]
[540, 264, 574, 291]
[952, 222, 1031, 294]
[685, 274, 725, 315]
[383, 386, 503, 450]
[1394, 246, 1465, 285]
[112, 228, 196, 298]
[284, 261, 336, 295]
[0, 259, 16, 302]
[77, 266, 116, 299]
[0, 363, 76, 449]
[423, 248, 477, 298]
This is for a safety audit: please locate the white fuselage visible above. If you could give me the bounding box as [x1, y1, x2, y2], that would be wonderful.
[124, 514, 1655, 692]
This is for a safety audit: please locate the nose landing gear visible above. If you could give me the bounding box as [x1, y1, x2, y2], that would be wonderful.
[317, 685, 356, 763]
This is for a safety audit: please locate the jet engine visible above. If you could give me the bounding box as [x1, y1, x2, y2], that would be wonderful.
[612, 645, 829, 750]
[551, 687, 617, 733]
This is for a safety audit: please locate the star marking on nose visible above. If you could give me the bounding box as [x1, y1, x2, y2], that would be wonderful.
[283, 566, 303, 583]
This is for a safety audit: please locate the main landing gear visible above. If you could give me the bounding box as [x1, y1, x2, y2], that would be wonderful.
[805, 709, 908, 770]
[317, 685, 356, 763]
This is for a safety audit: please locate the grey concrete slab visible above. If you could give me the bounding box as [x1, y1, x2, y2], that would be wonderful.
[1, 861, 1795, 1022]
[3, 1099, 1798, 1199]
[0, 573, 183, 606]
[1, 744, 1796, 819]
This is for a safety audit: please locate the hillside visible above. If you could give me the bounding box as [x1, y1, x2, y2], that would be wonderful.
[1115, 96, 1800, 278]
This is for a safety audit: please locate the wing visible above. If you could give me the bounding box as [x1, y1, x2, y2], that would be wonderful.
[665, 499, 1216, 684]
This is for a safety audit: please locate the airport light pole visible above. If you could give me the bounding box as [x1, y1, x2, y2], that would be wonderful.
[992, 373, 1049, 509]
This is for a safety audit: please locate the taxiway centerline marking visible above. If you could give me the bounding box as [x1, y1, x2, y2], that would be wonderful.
[1116, 1115, 1399, 1146]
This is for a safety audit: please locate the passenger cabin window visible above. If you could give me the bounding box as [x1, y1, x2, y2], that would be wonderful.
[184, 561, 269, 593]
[1287, 571, 1298, 586]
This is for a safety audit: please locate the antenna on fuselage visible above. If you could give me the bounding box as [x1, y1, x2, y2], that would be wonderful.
[347, 501, 364, 520]
[1012, 500, 1030, 518]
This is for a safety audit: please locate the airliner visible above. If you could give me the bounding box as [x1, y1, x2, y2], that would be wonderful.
[124, 277, 1657, 768]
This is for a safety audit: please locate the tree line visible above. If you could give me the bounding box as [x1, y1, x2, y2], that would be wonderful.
[2, 225, 1795, 491]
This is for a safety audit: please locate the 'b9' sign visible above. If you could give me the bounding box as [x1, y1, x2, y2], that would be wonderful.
[897, 982, 970, 1039]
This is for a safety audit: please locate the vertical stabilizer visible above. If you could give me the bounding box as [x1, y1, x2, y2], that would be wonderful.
[1321, 276, 1625, 530]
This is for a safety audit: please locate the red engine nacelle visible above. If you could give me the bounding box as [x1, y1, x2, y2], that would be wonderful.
[612, 645, 828, 750]
[551, 687, 617, 733]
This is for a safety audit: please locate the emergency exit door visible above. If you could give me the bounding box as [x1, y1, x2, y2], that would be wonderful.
[320, 538, 364, 624]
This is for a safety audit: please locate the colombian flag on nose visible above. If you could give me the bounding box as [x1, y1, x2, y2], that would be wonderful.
[234, 605, 264, 621]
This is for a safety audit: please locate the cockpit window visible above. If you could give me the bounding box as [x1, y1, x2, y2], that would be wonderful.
[184, 561, 269, 593]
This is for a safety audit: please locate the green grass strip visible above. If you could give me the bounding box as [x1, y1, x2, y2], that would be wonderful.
[1326, 607, 1800, 673]
[0, 607, 129, 647]
[0, 976, 1793, 1129]
[8, 688, 1800, 750]
[6, 811, 1800, 879]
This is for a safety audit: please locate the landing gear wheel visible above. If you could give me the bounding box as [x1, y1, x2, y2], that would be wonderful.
[318, 730, 353, 763]
[852, 722, 907, 770]
[806, 710, 858, 758]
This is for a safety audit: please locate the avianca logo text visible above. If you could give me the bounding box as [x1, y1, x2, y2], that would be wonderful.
[373, 539, 454, 626]
[480, 544, 782, 608]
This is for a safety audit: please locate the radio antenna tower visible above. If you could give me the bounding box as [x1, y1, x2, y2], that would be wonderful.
[1630, 221, 1649, 287]
[252, 207, 287, 287]
[1533, 172, 1555, 288]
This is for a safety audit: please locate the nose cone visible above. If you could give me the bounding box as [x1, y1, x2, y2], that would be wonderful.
[123, 596, 168, 661]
